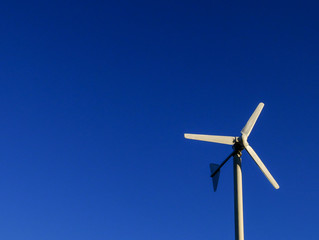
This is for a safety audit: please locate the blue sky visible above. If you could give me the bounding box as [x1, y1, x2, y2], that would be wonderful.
[0, 1, 318, 239]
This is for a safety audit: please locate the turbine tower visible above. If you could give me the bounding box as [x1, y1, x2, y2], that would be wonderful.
[184, 103, 279, 240]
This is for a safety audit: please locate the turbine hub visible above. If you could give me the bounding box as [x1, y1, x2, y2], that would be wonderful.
[233, 139, 245, 153]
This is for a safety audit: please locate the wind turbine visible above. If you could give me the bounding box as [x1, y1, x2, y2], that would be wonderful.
[184, 103, 279, 240]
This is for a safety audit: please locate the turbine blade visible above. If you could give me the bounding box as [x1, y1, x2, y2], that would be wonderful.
[241, 103, 264, 137]
[184, 134, 236, 145]
[244, 144, 279, 189]
[210, 163, 220, 192]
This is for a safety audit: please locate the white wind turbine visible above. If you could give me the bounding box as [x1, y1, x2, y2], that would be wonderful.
[184, 103, 279, 240]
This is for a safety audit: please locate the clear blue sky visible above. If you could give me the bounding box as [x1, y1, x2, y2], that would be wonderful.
[1, 1, 318, 239]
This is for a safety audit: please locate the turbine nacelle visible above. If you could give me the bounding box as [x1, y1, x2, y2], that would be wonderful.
[233, 136, 245, 152]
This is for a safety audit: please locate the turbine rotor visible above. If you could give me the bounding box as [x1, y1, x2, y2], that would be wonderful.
[184, 102, 279, 190]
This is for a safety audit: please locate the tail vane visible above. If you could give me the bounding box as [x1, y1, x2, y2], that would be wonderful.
[210, 163, 221, 192]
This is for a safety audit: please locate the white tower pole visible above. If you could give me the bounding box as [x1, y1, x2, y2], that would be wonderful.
[233, 152, 244, 240]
